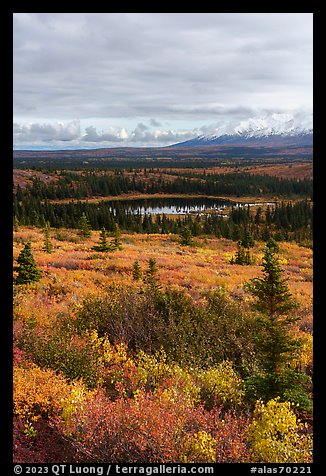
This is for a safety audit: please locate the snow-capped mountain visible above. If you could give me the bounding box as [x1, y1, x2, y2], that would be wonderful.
[170, 114, 313, 147]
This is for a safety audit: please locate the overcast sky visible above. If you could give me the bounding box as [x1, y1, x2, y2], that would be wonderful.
[13, 13, 313, 149]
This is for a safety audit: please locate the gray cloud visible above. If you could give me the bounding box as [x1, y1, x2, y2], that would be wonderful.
[13, 120, 81, 142]
[13, 109, 312, 149]
[150, 118, 162, 127]
[83, 126, 127, 143]
[13, 13, 312, 148]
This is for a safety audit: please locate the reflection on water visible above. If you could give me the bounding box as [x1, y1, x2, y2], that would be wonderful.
[105, 197, 275, 216]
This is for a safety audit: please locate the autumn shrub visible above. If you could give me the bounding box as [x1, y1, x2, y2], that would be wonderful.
[46, 274, 72, 299]
[54, 230, 81, 242]
[247, 397, 312, 463]
[181, 431, 216, 463]
[135, 349, 177, 393]
[87, 331, 138, 399]
[196, 361, 244, 410]
[14, 359, 95, 450]
[74, 285, 259, 374]
[207, 406, 251, 462]
[14, 363, 71, 425]
[74, 284, 165, 353]
[18, 320, 103, 388]
[13, 415, 78, 464]
[135, 350, 201, 404]
[60, 387, 250, 463]
[62, 388, 185, 462]
[201, 288, 259, 374]
[112, 350, 244, 410]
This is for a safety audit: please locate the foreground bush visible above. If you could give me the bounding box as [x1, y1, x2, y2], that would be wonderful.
[248, 397, 312, 463]
[13, 363, 88, 435]
[61, 387, 250, 463]
[74, 284, 258, 373]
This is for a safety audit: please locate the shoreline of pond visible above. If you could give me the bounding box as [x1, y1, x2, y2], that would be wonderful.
[46, 192, 279, 206]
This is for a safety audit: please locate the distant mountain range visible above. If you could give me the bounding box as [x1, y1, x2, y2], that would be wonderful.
[170, 115, 313, 148]
[13, 121, 313, 163]
[170, 131, 313, 148]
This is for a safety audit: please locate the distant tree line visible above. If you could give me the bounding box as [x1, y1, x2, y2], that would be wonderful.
[14, 191, 312, 244]
[15, 169, 312, 200]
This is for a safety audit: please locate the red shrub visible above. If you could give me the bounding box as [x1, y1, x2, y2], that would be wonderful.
[61, 387, 250, 463]
[14, 416, 77, 464]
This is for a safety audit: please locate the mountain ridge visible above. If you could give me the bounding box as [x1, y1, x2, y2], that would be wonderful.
[169, 131, 313, 148]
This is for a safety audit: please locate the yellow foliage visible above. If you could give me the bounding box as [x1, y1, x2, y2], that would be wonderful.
[14, 363, 90, 427]
[14, 364, 71, 422]
[197, 361, 244, 406]
[181, 431, 216, 463]
[88, 330, 129, 366]
[136, 350, 201, 404]
[291, 332, 313, 373]
[279, 257, 288, 266]
[61, 380, 93, 433]
[136, 350, 172, 388]
[134, 356, 244, 407]
[248, 398, 312, 463]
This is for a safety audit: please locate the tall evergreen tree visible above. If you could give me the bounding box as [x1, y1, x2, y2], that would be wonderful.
[245, 239, 298, 325]
[111, 222, 122, 250]
[179, 226, 194, 246]
[241, 230, 255, 249]
[132, 260, 142, 281]
[231, 241, 253, 265]
[145, 258, 160, 288]
[13, 215, 20, 232]
[14, 242, 43, 285]
[92, 227, 110, 252]
[43, 222, 53, 253]
[244, 239, 310, 408]
[78, 212, 92, 238]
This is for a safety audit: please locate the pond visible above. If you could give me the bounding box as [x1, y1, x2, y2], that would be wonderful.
[104, 197, 275, 216]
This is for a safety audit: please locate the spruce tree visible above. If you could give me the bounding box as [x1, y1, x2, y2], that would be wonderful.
[234, 242, 246, 264]
[244, 239, 310, 408]
[231, 241, 253, 265]
[179, 226, 194, 246]
[92, 227, 110, 252]
[13, 215, 20, 232]
[43, 222, 53, 253]
[132, 260, 142, 281]
[241, 230, 255, 249]
[145, 258, 160, 288]
[245, 239, 298, 325]
[111, 223, 122, 250]
[78, 212, 92, 238]
[14, 242, 43, 285]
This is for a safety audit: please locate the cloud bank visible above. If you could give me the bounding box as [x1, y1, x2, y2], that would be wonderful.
[13, 13, 312, 148]
[13, 110, 312, 149]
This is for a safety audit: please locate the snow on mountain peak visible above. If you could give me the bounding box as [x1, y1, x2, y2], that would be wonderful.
[202, 112, 312, 140]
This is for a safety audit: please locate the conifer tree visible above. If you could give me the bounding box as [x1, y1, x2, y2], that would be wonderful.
[14, 242, 43, 285]
[230, 241, 253, 265]
[13, 215, 20, 232]
[179, 226, 194, 246]
[245, 239, 298, 325]
[132, 260, 142, 281]
[145, 258, 160, 288]
[241, 230, 255, 249]
[78, 212, 92, 238]
[43, 222, 53, 253]
[111, 223, 122, 250]
[92, 227, 110, 252]
[244, 239, 309, 407]
[234, 242, 246, 264]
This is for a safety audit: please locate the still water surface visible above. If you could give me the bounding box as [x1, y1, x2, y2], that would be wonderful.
[105, 197, 274, 216]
